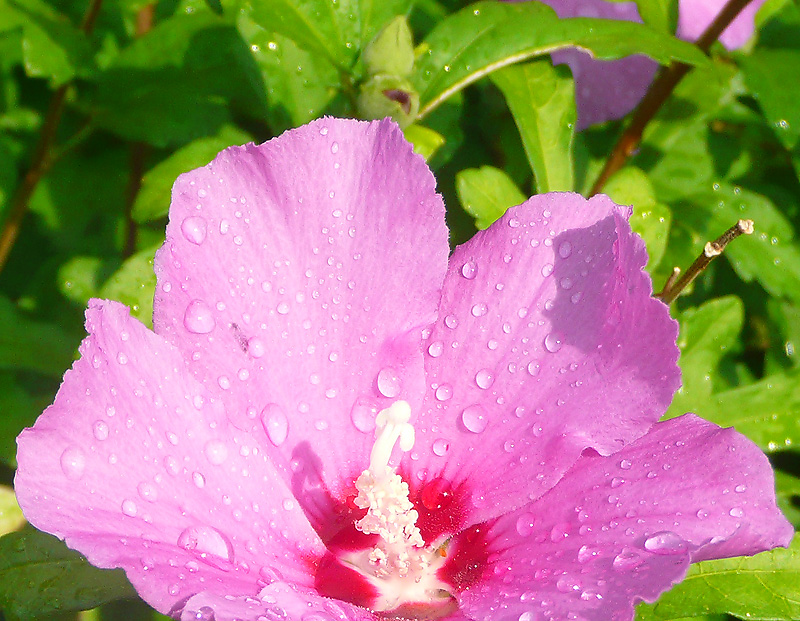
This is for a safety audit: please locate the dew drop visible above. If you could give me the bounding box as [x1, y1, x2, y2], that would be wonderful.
[177, 525, 234, 568]
[527, 361, 540, 376]
[192, 471, 206, 488]
[350, 398, 377, 433]
[60, 446, 86, 480]
[577, 544, 599, 563]
[734, 484, 746, 493]
[191, 606, 215, 621]
[435, 384, 453, 401]
[204, 440, 229, 465]
[544, 332, 563, 353]
[729, 507, 744, 518]
[331, 141, 339, 154]
[93, 420, 109, 441]
[138, 481, 158, 502]
[427, 341, 444, 358]
[515, 512, 536, 537]
[461, 260, 478, 279]
[558, 240, 572, 258]
[471, 303, 488, 317]
[377, 367, 401, 398]
[644, 531, 687, 555]
[276, 302, 290, 315]
[619, 459, 632, 470]
[461, 404, 488, 433]
[181, 216, 207, 245]
[475, 369, 494, 389]
[550, 522, 571, 541]
[184, 300, 215, 334]
[613, 547, 644, 571]
[121, 499, 138, 517]
[541, 263, 554, 278]
[261, 403, 289, 446]
[432, 438, 450, 456]
[420, 478, 453, 510]
[444, 314, 458, 329]
[248, 337, 266, 358]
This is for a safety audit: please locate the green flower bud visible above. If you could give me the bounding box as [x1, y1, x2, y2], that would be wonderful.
[357, 74, 420, 129]
[363, 16, 415, 78]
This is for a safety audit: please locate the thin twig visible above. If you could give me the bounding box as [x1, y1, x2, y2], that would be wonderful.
[590, 0, 757, 196]
[657, 219, 754, 304]
[0, 0, 104, 274]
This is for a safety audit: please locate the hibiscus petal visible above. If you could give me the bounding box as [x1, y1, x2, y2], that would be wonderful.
[153, 118, 448, 509]
[677, 0, 766, 50]
[15, 300, 326, 613]
[413, 193, 680, 524]
[455, 414, 792, 621]
[179, 582, 376, 621]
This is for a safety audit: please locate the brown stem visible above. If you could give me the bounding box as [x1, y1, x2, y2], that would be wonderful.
[657, 219, 754, 304]
[590, 0, 757, 196]
[121, 4, 156, 259]
[0, 0, 104, 274]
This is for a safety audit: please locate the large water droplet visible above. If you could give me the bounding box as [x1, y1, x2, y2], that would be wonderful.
[181, 216, 207, 245]
[428, 341, 444, 358]
[60, 446, 86, 480]
[550, 522, 571, 541]
[644, 531, 687, 555]
[138, 481, 158, 502]
[432, 438, 450, 456]
[261, 403, 289, 446]
[461, 404, 488, 433]
[435, 384, 452, 401]
[475, 368, 494, 390]
[184, 300, 215, 334]
[248, 337, 266, 358]
[177, 525, 234, 569]
[543, 332, 563, 353]
[558, 240, 572, 258]
[420, 478, 453, 510]
[93, 420, 109, 441]
[471, 303, 488, 317]
[350, 398, 377, 433]
[461, 260, 477, 279]
[377, 367, 401, 398]
[204, 440, 229, 465]
[577, 544, 599, 563]
[613, 547, 645, 571]
[121, 499, 138, 517]
[515, 512, 536, 537]
[190, 606, 215, 621]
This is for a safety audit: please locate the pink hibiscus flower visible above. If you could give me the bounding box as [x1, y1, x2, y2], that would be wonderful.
[15, 118, 791, 621]
[536, 0, 766, 128]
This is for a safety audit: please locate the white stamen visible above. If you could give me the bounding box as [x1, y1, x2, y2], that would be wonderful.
[347, 400, 452, 612]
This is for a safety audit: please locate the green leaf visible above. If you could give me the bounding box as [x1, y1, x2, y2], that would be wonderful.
[491, 60, 575, 193]
[674, 183, 800, 307]
[100, 246, 159, 329]
[403, 123, 445, 160]
[93, 13, 267, 147]
[0, 486, 25, 537]
[239, 19, 340, 132]
[0, 0, 93, 85]
[133, 125, 251, 222]
[775, 470, 800, 529]
[0, 296, 75, 378]
[633, 0, 678, 34]
[699, 368, 800, 453]
[0, 527, 136, 617]
[603, 167, 671, 270]
[456, 165, 526, 230]
[742, 48, 800, 151]
[0, 372, 50, 465]
[636, 535, 800, 620]
[247, 0, 413, 69]
[413, 1, 708, 118]
[665, 296, 743, 419]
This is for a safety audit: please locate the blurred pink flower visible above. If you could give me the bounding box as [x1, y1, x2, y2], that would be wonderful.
[537, 0, 766, 128]
[16, 118, 791, 621]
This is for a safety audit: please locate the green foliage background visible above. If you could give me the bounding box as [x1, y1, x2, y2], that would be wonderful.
[0, 0, 798, 618]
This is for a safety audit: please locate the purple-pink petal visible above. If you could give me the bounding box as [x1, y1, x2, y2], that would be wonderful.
[412, 192, 680, 524]
[15, 300, 325, 613]
[153, 117, 448, 504]
[534, 0, 766, 127]
[456, 414, 793, 621]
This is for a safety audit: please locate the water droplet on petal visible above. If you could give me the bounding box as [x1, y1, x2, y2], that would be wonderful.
[428, 341, 444, 358]
[461, 404, 488, 433]
[461, 261, 477, 279]
[578, 544, 599, 563]
[541, 263, 554, 278]
[475, 369, 494, 389]
[471, 303, 488, 317]
[121, 499, 138, 517]
[191, 606, 215, 621]
[515, 512, 536, 537]
[204, 440, 229, 465]
[181, 216, 207, 245]
[377, 367, 401, 398]
[420, 478, 453, 510]
[184, 300, 215, 334]
[350, 398, 377, 433]
[138, 481, 158, 502]
[543, 332, 563, 353]
[432, 438, 450, 456]
[550, 522, 571, 541]
[619, 459, 632, 470]
[192, 471, 206, 488]
[178, 525, 234, 569]
[248, 337, 266, 358]
[60, 446, 86, 480]
[734, 484, 746, 493]
[93, 420, 109, 441]
[644, 531, 687, 555]
[331, 141, 339, 154]
[613, 547, 645, 571]
[558, 240, 572, 258]
[261, 403, 289, 446]
[435, 384, 453, 401]
[444, 315, 458, 329]
[729, 507, 744, 518]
